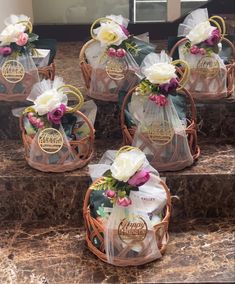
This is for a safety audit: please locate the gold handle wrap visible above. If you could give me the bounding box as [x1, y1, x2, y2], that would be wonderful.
[17, 20, 33, 33]
[90, 17, 120, 40]
[209, 16, 226, 40]
[172, 59, 190, 91]
[57, 85, 84, 113]
[116, 146, 141, 157]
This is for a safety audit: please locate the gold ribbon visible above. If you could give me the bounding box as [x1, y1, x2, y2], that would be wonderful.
[172, 59, 190, 90]
[57, 85, 84, 113]
[209, 15, 226, 40]
[116, 146, 141, 157]
[17, 20, 33, 33]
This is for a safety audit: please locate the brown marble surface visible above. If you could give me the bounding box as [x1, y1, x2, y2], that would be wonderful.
[0, 218, 234, 283]
[0, 138, 234, 227]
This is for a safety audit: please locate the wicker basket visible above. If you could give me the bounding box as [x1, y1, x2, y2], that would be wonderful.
[169, 37, 235, 100]
[83, 177, 171, 266]
[38, 62, 56, 81]
[79, 39, 139, 102]
[120, 86, 200, 169]
[20, 85, 95, 172]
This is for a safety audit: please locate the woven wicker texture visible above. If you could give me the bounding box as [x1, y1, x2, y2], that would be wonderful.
[83, 177, 171, 266]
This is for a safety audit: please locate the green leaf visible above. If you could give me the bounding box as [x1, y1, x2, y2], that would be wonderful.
[124, 40, 141, 57]
[28, 33, 39, 42]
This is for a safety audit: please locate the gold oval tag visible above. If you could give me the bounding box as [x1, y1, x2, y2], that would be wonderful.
[106, 58, 128, 81]
[196, 56, 220, 78]
[146, 121, 174, 145]
[2, 60, 25, 83]
[118, 215, 147, 244]
[38, 128, 64, 154]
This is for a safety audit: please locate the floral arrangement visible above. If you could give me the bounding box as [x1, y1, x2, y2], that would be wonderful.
[133, 51, 180, 106]
[92, 15, 141, 59]
[92, 147, 150, 207]
[0, 14, 38, 56]
[184, 20, 222, 56]
[23, 78, 75, 135]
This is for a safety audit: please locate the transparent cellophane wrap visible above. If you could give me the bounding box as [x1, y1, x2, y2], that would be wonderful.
[177, 8, 227, 100]
[22, 78, 96, 172]
[85, 33, 154, 101]
[88, 149, 169, 266]
[0, 53, 40, 101]
[130, 95, 193, 171]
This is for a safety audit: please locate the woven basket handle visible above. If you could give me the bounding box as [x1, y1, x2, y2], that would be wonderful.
[17, 20, 33, 33]
[57, 85, 84, 113]
[90, 17, 122, 40]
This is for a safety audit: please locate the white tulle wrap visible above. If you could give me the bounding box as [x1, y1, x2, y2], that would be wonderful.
[129, 52, 193, 171]
[177, 8, 227, 99]
[89, 149, 167, 265]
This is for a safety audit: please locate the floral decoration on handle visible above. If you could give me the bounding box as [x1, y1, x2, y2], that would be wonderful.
[23, 77, 84, 131]
[0, 14, 39, 57]
[90, 15, 141, 80]
[91, 146, 151, 207]
[134, 51, 189, 106]
[179, 10, 226, 56]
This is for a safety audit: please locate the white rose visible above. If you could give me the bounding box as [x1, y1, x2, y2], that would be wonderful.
[143, 62, 176, 84]
[34, 89, 68, 116]
[94, 22, 128, 47]
[106, 14, 129, 28]
[110, 150, 145, 182]
[0, 23, 26, 46]
[187, 21, 215, 45]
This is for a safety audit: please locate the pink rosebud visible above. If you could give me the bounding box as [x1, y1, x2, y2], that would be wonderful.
[117, 197, 132, 207]
[38, 121, 44, 128]
[155, 95, 168, 107]
[116, 48, 126, 58]
[16, 33, 29, 46]
[199, 48, 206, 55]
[204, 29, 221, 46]
[106, 189, 116, 198]
[149, 94, 157, 102]
[28, 112, 34, 118]
[29, 117, 37, 124]
[47, 104, 66, 125]
[107, 47, 116, 57]
[0, 47, 12, 56]
[128, 170, 150, 187]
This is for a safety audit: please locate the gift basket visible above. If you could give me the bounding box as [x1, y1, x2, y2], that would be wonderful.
[20, 77, 96, 172]
[169, 9, 235, 100]
[0, 15, 55, 101]
[121, 51, 199, 172]
[83, 146, 171, 266]
[79, 15, 155, 102]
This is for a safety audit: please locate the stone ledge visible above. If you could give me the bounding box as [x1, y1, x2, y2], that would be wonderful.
[0, 138, 234, 226]
[0, 218, 234, 283]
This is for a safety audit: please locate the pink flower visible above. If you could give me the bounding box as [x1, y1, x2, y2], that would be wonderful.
[149, 94, 168, 107]
[128, 170, 150, 187]
[120, 25, 129, 37]
[47, 104, 66, 125]
[117, 197, 132, 207]
[106, 189, 116, 198]
[190, 45, 200, 55]
[116, 48, 126, 58]
[16, 33, 29, 46]
[107, 47, 116, 57]
[0, 47, 12, 56]
[159, 78, 179, 95]
[204, 29, 221, 46]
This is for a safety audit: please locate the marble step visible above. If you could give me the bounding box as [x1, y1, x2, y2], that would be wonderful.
[0, 218, 234, 283]
[0, 138, 234, 227]
[0, 97, 235, 140]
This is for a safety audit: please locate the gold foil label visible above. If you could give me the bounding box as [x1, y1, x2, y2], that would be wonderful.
[147, 121, 174, 145]
[1, 60, 25, 83]
[38, 128, 64, 154]
[106, 58, 127, 81]
[118, 215, 147, 244]
[196, 56, 220, 78]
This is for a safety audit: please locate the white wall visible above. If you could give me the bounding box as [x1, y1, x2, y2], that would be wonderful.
[0, 0, 33, 30]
